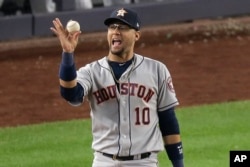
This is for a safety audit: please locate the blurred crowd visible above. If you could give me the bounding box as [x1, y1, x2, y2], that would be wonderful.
[0, 0, 167, 16]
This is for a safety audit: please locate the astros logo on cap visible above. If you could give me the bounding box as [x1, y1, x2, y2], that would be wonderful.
[117, 8, 127, 17]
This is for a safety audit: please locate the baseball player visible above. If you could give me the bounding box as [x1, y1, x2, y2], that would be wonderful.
[51, 7, 184, 167]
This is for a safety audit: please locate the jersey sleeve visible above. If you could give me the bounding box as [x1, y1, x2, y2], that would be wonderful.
[157, 63, 179, 111]
[76, 64, 93, 97]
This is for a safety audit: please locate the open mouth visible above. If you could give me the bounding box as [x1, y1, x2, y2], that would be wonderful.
[112, 39, 122, 47]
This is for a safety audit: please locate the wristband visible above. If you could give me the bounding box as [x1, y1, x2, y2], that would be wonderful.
[59, 64, 77, 81]
[172, 159, 184, 167]
[165, 142, 184, 167]
[62, 52, 74, 65]
[59, 52, 77, 81]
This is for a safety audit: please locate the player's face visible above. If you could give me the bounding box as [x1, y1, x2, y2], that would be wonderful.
[107, 23, 140, 58]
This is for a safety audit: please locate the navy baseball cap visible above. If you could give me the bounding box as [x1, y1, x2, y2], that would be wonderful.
[104, 8, 141, 31]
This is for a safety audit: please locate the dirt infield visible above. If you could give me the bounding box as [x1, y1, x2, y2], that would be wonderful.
[1, 16, 250, 127]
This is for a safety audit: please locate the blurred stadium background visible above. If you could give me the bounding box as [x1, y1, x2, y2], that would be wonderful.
[1, 0, 250, 41]
[1, 1, 250, 166]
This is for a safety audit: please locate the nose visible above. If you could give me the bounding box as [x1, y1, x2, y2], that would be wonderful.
[113, 27, 121, 34]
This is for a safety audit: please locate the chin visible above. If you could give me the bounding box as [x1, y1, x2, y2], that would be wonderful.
[111, 49, 123, 57]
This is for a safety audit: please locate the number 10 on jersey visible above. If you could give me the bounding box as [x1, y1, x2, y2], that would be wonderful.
[135, 107, 150, 125]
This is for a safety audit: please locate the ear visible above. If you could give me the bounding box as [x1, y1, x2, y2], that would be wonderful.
[135, 31, 141, 41]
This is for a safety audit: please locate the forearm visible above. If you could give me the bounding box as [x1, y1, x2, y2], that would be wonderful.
[163, 135, 184, 167]
[158, 108, 184, 167]
[59, 79, 77, 88]
[163, 134, 181, 145]
[59, 52, 84, 103]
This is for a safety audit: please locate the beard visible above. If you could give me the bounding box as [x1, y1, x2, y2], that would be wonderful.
[110, 48, 124, 57]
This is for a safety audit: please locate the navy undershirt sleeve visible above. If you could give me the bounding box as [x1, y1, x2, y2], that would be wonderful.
[157, 107, 180, 136]
[60, 83, 84, 103]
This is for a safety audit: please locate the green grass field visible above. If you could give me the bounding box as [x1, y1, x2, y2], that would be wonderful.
[0, 100, 249, 167]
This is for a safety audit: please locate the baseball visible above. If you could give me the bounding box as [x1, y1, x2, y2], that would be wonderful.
[66, 20, 80, 33]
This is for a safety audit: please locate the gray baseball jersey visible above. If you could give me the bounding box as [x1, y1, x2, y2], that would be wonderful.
[74, 54, 179, 156]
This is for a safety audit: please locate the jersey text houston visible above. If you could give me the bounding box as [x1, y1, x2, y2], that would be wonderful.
[93, 83, 155, 104]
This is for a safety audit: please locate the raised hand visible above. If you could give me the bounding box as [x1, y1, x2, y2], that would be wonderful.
[50, 18, 81, 53]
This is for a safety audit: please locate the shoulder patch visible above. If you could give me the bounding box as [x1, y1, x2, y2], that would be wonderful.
[166, 77, 175, 93]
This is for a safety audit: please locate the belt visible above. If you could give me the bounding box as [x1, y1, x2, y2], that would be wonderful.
[102, 152, 151, 161]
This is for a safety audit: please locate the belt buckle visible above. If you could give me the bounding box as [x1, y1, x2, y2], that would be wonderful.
[133, 154, 141, 160]
[112, 155, 117, 160]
